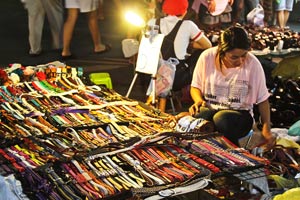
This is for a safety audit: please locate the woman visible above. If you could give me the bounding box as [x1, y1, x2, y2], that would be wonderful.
[191, 0, 234, 30]
[189, 25, 275, 148]
[61, 0, 110, 59]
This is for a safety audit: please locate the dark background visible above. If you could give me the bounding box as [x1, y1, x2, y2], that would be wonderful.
[0, 0, 300, 103]
[0, 0, 148, 101]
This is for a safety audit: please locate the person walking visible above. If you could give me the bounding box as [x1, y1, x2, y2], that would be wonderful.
[275, 0, 295, 29]
[21, 0, 63, 56]
[191, 0, 234, 30]
[61, 0, 110, 59]
[232, 0, 259, 25]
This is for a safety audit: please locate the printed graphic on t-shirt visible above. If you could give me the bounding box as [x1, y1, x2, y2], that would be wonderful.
[205, 78, 250, 110]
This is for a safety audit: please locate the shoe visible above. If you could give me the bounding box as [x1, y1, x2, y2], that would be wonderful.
[98, 15, 105, 20]
[50, 48, 63, 53]
[285, 79, 300, 100]
[29, 51, 42, 57]
[94, 44, 111, 54]
[60, 54, 74, 60]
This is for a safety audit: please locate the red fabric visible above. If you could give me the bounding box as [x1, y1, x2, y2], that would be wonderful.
[162, 0, 188, 16]
[0, 69, 8, 81]
[36, 71, 46, 80]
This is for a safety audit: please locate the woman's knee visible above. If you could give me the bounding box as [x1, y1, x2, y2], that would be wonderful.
[194, 107, 216, 120]
[213, 110, 252, 134]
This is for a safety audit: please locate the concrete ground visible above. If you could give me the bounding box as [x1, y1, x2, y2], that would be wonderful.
[1, 1, 300, 104]
[1, 1, 300, 148]
[0, 0, 149, 102]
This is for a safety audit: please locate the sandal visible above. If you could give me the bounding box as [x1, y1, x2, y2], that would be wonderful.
[94, 44, 111, 54]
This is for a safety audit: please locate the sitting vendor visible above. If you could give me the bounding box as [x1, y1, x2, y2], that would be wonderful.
[189, 25, 275, 149]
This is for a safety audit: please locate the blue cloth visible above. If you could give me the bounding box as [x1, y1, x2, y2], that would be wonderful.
[0, 174, 30, 200]
[288, 120, 300, 136]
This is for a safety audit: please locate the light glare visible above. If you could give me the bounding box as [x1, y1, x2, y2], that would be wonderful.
[125, 11, 145, 27]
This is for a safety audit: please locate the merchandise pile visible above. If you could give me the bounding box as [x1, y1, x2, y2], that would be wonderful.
[206, 26, 300, 51]
[0, 61, 299, 199]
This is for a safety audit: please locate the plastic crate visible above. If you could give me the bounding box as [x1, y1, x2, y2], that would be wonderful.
[89, 72, 113, 89]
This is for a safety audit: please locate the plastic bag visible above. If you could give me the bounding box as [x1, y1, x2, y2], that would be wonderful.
[288, 120, 300, 136]
[175, 115, 214, 133]
[274, 187, 300, 200]
[146, 58, 177, 97]
[247, 4, 264, 27]
[121, 38, 139, 58]
[272, 56, 300, 80]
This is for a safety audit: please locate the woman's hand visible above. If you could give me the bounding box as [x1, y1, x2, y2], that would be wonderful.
[207, 0, 216, 13]
[189, 101, 206, 116]
[261, 129, 276, 151]
[228, 0, 234, 6]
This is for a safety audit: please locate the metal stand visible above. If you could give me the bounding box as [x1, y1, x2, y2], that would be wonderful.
[126, 26, 164, 106]
[126, 73, 138, 98]
[168, 91, 176, 115]
[126, 72, 156, 105]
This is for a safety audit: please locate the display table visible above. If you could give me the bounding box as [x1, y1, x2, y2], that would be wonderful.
[251, 47, 300, 62]
[0, 62, 272, 199]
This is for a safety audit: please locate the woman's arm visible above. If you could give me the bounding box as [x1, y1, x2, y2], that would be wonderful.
[192, 36, 212, 49]
[258, 99, 276, 149]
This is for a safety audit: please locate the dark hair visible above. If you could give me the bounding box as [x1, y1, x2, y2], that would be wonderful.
[217, 26, 251, 69]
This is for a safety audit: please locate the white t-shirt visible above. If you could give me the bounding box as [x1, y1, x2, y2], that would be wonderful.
[191, 47, 270, 112]
[148, 16, 204, 60]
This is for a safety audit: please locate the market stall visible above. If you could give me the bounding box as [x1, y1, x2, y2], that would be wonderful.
[0, 60, 299, 199]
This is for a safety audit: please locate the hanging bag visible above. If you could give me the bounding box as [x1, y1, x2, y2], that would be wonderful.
[147, 58, 177, 97]
[247, 4, 264, 27]
[155, 58, 177, 97]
